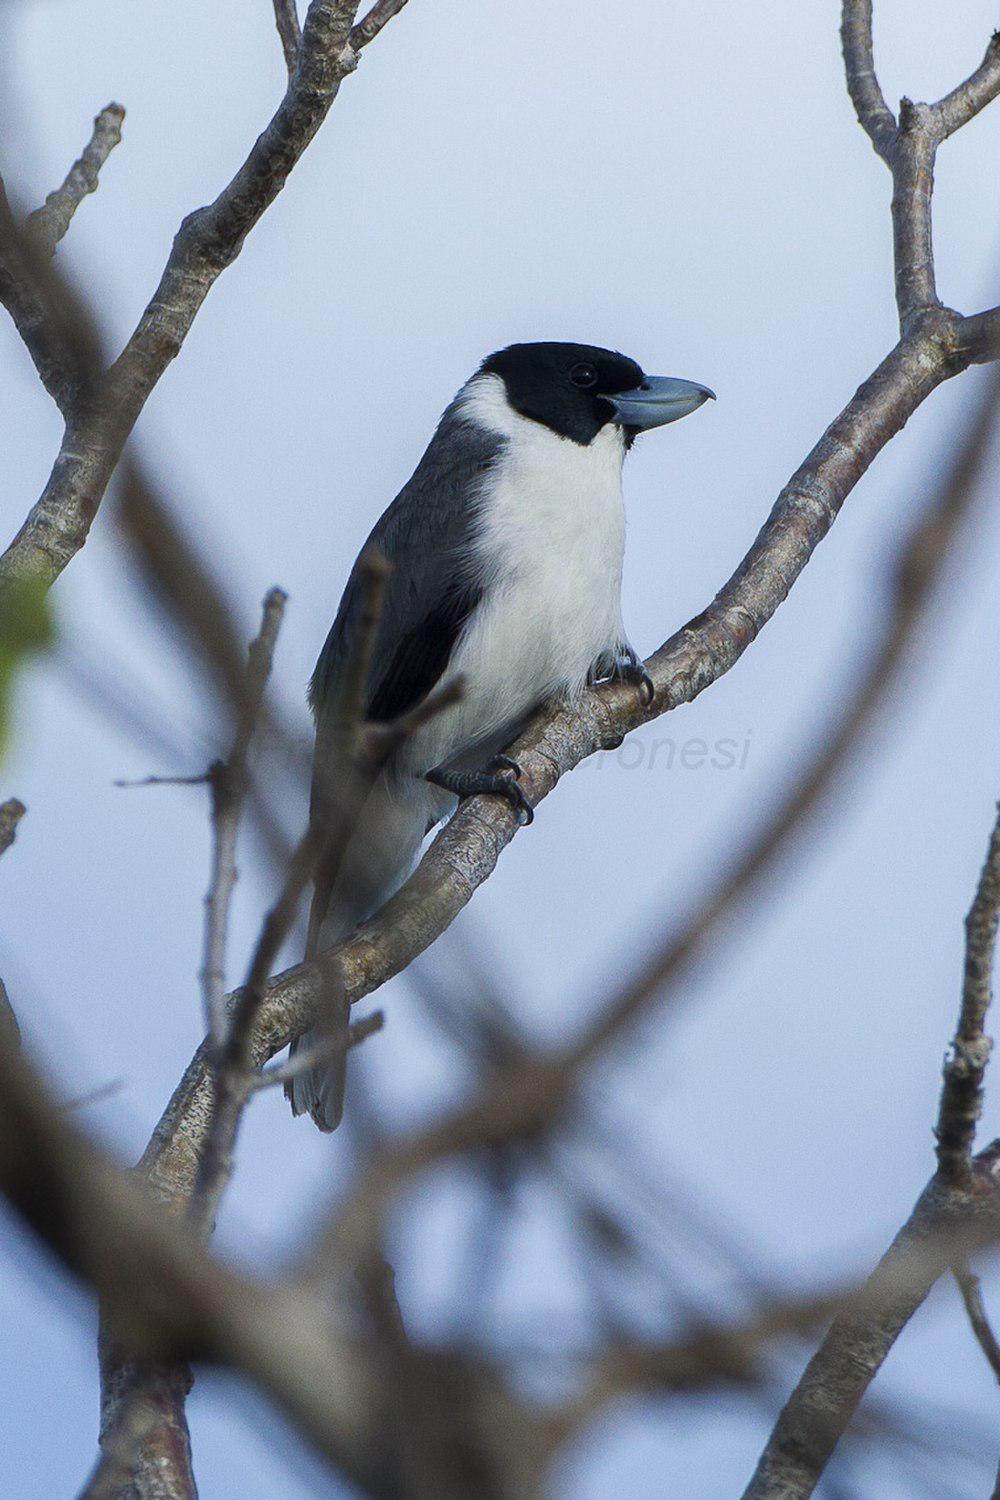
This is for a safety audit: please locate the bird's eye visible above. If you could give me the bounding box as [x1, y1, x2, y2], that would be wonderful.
[569, 361, 599, 389]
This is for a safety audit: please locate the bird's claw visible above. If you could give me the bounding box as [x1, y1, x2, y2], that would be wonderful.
[488, 753, 523, 779]
[612, 649, 655, 708]
[499, 776, 534, 826]
[426, 763, 534, 826]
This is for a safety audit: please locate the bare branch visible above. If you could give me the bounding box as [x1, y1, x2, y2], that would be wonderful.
[0, 979, 19, 1047]
[0, 105, 122, 410]
[840, 9, 1000, 328]
[192, 825, 323, 1226]
[839, 0, 896, 159]
[0, 0, 363, 596]
[931, 31, 1000, 141]
[742, 790, 1000, 1497]
[960, 306, 1000, 366]
[740, 1144, 1000, 1500]
[0, 1039, 385, 1493]
[890, 97, 939, 322]
[0, 796, 26, 857]
[202, 587, 287, 1042]
[27, 104, 126, 257]
[0, 182, 98, 411]
[953, 1263, 1000, 1384]
[0, 803, 24, 1047]
[80, 1383, 194, 1500]
[113, 773, 210, 789]
[251, 1009, 384, 1090]
[117, 465, 277, 728]
[350, 0, 411, 52]
[936, 806, 1000, 1186]
[562, 1292, 851, 1436]
[273, 0, 303, 75]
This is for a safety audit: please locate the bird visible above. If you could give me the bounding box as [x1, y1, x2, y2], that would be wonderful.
[287, 341, 714, 1129]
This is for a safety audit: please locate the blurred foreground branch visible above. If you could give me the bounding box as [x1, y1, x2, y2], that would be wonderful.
[2, 2, 1000, 1496]
[742, 803, 1000, 1498]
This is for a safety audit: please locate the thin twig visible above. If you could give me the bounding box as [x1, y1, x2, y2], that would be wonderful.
[202, 587, 287, 1042]
[113, 773, 210, 789]
[0, 182, 97, 412]
[840, 0, 896, 159]
[192, 825, 325, 1227]
[1, 0, 364, 595]
[961, 305, 1000, 365]
[0, 106, 122, 411]
[740, 1143, 1000, 1500]
[252, 1010, 384, 1090]
[350, 0, 410, 52]
[742, 793, 1000, 1496]
[0, 797, 26, 857]
[117, 465, 272, 729]
[953, 1263, 1000, 1384]
[192, 560, 427, 1219]
[272, 0, 302, 75]
[937, 806, 1000, 1187]
[27, 104, 125, 258]
[59, 1079, 124, 1114]
[0, 979, 19, 1047]
[842, 7, 1000, 330]
[932, 31, 1000, 141]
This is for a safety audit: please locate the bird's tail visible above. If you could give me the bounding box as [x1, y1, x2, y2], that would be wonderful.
[285, 774, 436, 1130]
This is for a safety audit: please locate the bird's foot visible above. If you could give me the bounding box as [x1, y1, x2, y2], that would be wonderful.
[487, 753, 523, 779]
[427, 761, 533, 825]
[609, 646, 655, 707]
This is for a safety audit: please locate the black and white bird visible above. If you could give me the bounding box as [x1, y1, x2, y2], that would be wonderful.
[288, 342, 713, 1129]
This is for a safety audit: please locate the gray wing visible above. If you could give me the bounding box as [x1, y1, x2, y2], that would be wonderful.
[310, 400, 503, 740]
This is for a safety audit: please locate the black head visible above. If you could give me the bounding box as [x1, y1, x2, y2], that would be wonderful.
[480, 342, 646, 446]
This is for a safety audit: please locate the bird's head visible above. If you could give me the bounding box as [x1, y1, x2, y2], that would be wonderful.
[478, 341, 714, 447]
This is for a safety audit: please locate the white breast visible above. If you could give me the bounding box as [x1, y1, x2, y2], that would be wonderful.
[408, 372, 626, 772]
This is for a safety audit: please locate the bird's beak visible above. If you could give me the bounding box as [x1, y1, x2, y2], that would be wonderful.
[603, 375, 715, 430]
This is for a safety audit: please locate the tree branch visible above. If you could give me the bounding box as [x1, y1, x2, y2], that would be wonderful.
[839, 0, 896, 160]
[27, 104, 126, 258]
[0, 105, 122, 410]
[0, 181, 99, 412]
[201, 587, 287, 1043]
[0, 796, 26, 857]
[960, 306, 1000, 366]
[0, 1040, 387, 1495]
[350, 0, 411, 52]
[953, 1262, 1000, 1384]
[250, 1008, 384, 1090]
[740, 1143, 1000, 1499]
[841, 8, 1000, 329]
[931, 31, 1000, 141]
[936, 806, 1000, 1187]
[272, 0, 303, 75]
[741, 797, 1000, 1496]
[0, 0, 364, 596]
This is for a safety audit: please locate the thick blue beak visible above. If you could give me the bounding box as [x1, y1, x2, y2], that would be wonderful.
[604, 375, 715, 430]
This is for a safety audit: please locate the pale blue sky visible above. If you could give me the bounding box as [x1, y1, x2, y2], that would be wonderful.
[2, 2, 999, 1495]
